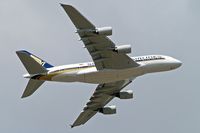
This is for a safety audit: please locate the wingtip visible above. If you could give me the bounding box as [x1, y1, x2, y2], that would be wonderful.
[60, 3, 64, 6]
[70, 124, 74, 128]
[60, 3, 72, 7]
[21, 91, 31, 98]
[21, 94, 28, 99]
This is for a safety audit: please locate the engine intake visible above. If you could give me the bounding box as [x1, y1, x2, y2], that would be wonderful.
[114, 45, 131, 54]
[115, 90, 133, 99]
[95, 27, 112, 36]
[99, 105, 116, 115]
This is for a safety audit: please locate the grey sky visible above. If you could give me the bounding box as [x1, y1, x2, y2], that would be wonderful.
[0, 0, 199, 132]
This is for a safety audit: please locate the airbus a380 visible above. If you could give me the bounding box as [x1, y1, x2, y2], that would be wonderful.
[16, 4, 182, 128]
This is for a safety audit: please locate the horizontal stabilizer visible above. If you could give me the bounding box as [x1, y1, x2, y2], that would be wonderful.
[22, 79, 44, 98]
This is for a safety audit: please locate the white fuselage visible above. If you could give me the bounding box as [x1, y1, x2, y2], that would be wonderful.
[32, 55, 181, 84]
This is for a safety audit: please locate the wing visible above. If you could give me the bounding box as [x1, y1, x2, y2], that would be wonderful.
[61, 4, 139, 70]
[71, 79, 133, 128]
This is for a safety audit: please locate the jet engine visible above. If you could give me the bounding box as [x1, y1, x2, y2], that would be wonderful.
[99, 105, 116, 115]
[76, 27, 112, 36]
[115, 90, 133, 99]
[95, 27, 112, 36]
[114, 45, 131, 54]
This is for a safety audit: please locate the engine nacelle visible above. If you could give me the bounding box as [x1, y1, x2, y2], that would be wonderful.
[114, 45, 131, 54]
[99, 105, 116, 115]
[95, 27, 112, 36]
[115, 90, 133, 99]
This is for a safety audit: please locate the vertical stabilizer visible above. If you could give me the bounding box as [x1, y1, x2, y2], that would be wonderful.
[16, 50, 53, 74]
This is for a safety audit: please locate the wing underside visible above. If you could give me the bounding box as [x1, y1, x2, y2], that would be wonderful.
[71, 80, 132, 128]
[61, 4, 139, 70]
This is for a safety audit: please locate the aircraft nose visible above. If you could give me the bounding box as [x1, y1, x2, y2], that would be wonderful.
[173, 59, 182, 68]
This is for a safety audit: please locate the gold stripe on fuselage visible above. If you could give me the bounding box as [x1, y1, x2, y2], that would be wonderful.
[36, 66, 96, 81]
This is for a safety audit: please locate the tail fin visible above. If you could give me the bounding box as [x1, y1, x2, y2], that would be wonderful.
[16, 50, 53, 74]
[16, 50, 53, 98]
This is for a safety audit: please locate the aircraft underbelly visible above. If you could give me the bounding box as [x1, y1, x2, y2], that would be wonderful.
[79, 69, 143, 84]
[51, 67, 144, 84]
[83, 71, 119, 83]
[82, 68, 144, 83]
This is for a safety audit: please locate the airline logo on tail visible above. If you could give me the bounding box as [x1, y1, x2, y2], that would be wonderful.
[27, 51, 53, 69]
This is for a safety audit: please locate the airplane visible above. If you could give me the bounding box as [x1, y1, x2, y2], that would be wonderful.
[16, 4, 182, 128]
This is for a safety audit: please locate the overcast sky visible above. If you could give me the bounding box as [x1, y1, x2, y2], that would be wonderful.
[0, 0, 199, 132]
